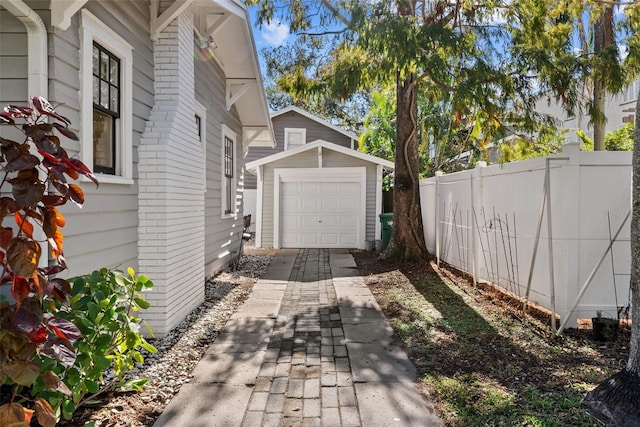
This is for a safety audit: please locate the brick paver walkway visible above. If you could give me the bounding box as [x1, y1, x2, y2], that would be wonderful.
[155, 249, 441, 427]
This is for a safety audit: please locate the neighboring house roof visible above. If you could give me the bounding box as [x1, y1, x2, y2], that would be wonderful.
[271, 106, 359, 143]
[245, 139, 394, 173]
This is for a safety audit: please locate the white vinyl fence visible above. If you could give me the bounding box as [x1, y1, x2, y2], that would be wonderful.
[419, 142, 632, 329]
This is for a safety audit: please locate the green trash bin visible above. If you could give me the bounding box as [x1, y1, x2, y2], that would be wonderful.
[379, 212, 393, 250]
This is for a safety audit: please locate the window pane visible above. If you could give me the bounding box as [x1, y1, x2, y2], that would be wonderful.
[110, 86, 119, 112]
[100, 51, 109, 79]
[109, 57, 118, 84]
[93, 46, 99, 75]
[93, 109, 114, 173]
[100, 81, 109, 109]
[93, 77, 99, 104]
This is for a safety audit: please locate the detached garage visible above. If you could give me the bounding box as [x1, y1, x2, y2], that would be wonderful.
[246, 140, 394, 249]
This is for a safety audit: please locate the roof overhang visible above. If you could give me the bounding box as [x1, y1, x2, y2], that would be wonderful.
[193, 0, 274, 151]
[245, 139, 395, 174]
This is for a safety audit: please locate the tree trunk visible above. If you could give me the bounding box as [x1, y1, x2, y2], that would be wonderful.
[583, 86, 640, 426]
[592, 6, 613, 151]
[381, 71, 429, 262]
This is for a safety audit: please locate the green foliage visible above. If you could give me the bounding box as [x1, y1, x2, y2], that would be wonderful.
[605, 123, 634, 151]
[577, 124, 634, 151]
[32, 268, 156, 421]
[499, 130, 565, 162]
[0, 97, 98, 426]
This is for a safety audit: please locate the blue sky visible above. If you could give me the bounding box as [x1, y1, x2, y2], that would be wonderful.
[247, 5, 290, 73]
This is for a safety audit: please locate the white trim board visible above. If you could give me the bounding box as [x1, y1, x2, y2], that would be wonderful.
[273, 167, 367, 250]
[246, 139, 394, 173]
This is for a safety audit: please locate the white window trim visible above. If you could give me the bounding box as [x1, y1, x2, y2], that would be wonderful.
[221, 124, 237, 219]
[80, 9, 133, 185]
[195, 101, 207, 192]
[284, 127, 306, 150]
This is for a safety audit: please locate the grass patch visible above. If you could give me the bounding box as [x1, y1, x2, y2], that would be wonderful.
[353, 251, 627, 427]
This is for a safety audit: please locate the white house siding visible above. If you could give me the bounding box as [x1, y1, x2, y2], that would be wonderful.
[0, 8, 28, 105]
[48, 1, 153, 278]
[193, 43, 245, 277]
[138, 10, 205, 336]
[322, 150, 377, 242]
[0, 2, 150, 277]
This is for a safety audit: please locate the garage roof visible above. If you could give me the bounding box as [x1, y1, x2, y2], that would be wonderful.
[245, 139, 395, 174]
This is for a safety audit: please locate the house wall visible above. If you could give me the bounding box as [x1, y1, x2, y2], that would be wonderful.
[138, 9, 207, 336]
[244, 111, 355, 190]
[0, 1, 151, 277]
[0, 7, 28, 106]
[52, 1, 153, 277]
[420, 143, 632, 327]
[194, 44, 245, 277]
[259, 148, 378, 248]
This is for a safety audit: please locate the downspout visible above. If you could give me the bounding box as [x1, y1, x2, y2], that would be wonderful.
[1, 0, 48, 268]
[0, 0, 48, 97]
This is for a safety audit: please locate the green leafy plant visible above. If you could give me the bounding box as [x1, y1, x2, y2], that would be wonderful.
[578, 124, 634, 151]
[33, 267, 156, 421]
[604, 123, 634, 151]
[0, 98, 156, 426]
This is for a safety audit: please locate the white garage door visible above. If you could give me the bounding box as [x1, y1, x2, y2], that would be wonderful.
[279, 179, 362, 248]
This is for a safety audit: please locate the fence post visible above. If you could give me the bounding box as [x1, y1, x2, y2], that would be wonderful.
[472, 162, 487, 285]
[435, 171, 443, 267]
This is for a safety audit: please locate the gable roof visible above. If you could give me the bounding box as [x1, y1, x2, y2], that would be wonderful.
[271, 106, 359, 143]
[245, 139, 394, 174]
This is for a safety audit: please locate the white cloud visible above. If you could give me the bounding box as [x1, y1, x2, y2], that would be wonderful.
[262, 20, 289, 47]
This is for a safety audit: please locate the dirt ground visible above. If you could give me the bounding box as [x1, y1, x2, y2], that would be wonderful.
[351, 250, 630, 426]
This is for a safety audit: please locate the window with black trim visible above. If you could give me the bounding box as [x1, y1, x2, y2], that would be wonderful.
[92, 42, 120, 175]
[223, 135, 234, 214]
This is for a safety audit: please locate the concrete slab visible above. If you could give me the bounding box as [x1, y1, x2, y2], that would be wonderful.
[190, 350, 265, 385]
[252, 281, 289, 290]
[347, 343, 417, 383]
[338, 296, 381, 308]
[343, 322, 394, 343]
[355, 383, 442, 427]
[154, 383, 252, 427]
[231, 302, 280, 319]
[206, 342, 268, 353]
[222, 317, 276, 334]
[248, 290, 286, 301]
[339, 306, 387, 324]
[214, 331, 271, 345]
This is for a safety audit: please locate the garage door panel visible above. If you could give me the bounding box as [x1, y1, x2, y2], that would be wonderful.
[301, 216, 320, 227]
[279, 175, 361, 248]
[340, 216, 358, 227]
[301, 233, 319, 245]
[319, 215, 338, 227]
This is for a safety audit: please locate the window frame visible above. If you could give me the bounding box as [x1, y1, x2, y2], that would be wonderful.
[80, 9, 133, 185]
[92, 41, 120, 175]
[221, 125, 237, 218]
[284, 127, 306, 150]
[194, 101, 207, 192]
